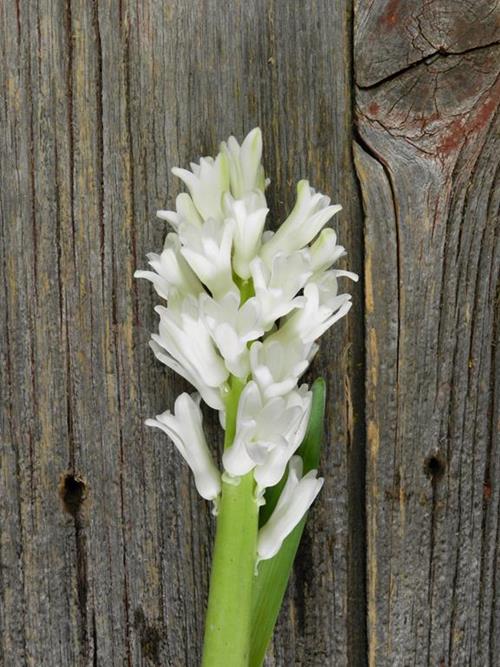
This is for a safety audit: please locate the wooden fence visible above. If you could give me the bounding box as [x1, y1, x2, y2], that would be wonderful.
[1, 1, 498, 665]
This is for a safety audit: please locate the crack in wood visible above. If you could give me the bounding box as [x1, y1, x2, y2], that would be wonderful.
[356, 40, 500, 91]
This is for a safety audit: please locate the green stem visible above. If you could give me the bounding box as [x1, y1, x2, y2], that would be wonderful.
[233, 275, 255, 305]
[202, 377, 259, 667]
[238, 278, 254, 304]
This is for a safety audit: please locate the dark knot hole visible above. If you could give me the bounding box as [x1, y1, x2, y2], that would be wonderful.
[424, 454, 445, 481]
[60, 473, 87, 517]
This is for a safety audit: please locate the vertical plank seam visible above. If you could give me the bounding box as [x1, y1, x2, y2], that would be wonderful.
[119, 3, 134, 664]
[349, 2, 369, 664]
[62, 3, 92, 662]
[93, 0, 105, 305]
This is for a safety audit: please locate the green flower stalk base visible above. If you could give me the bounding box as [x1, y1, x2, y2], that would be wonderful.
[202, 378, 326, 666]
[202, 378, 259, 666]
[202, 473, 258, 666]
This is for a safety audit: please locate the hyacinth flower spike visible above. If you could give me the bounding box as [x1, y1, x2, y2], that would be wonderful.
[135, 128, 357, 666]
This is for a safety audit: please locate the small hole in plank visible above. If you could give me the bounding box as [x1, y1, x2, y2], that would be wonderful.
[423, 454, 445, 481]
[59, 473, 87, 517]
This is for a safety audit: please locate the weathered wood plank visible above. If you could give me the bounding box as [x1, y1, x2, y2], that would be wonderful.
[1, 1, 84, 664]
[1, 1, 365, 666]
[354, 1, 500, 664]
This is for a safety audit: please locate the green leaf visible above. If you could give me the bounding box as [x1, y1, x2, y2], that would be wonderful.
[249, 378, 326, 667]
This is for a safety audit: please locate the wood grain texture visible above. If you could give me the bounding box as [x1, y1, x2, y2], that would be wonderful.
[1, 1, 498, 666]
[1, 1, 364, 666]
[354, 0, 500, 665]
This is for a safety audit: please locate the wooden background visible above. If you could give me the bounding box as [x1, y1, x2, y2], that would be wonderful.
[1, 1, 498, 665]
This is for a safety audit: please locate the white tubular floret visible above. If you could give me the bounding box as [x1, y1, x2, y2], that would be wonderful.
[179, 217, 237, 300]
[201, 292, 263, 379]
[134, 233, 203, 300]
[275, 269, 358, 346]
[249, 251, 311, 330]
[172, 153, 230, 222]
[220, 127, 268, 198]
[223, 193, 268, 279]
[257, 456, 324, 562]
[153, 299, 229, 390]
[249, 338, 310, 399]
[253, 385, 312, 491]
[222, 382, 305, 479]
[259, 179, 341, 264]
[146, 393, 221, 502]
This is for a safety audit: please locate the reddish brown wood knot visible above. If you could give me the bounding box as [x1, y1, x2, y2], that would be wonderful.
[59, 472, 87, 518]
[423, 453, 445, 481]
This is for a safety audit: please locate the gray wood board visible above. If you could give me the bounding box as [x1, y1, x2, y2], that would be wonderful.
[354, 1, 500, 665]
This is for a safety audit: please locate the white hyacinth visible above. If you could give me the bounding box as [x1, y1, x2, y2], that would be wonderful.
[136, 128, 357, 562]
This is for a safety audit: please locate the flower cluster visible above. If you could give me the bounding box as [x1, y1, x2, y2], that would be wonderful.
[136, 129, 357, 562]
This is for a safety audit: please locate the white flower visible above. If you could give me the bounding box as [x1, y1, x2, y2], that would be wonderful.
[253, 385, 312, 492]
[222, 382, 309, 481]
[249, 251, 311, 330]
[179, 217, 237, 299]
[149, 340, 224, 411]
[260, 180, 341, 264]
[201, 292, 263, 378]
[157, 192, 203, 229]
[315, 268, 359, 297]
[223, 193, 268, 280]
[172, 153, 229, 222]
[249, 338, 312, 399]
[308, 228, 347, 275]
[257, 456, 323, 562]
[220, 127, 268, 198]
[146, 393, 221, 502]
[275, 269, 358, 347]
[152, 297, 228, 405]
[134, 233, 203, 300]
